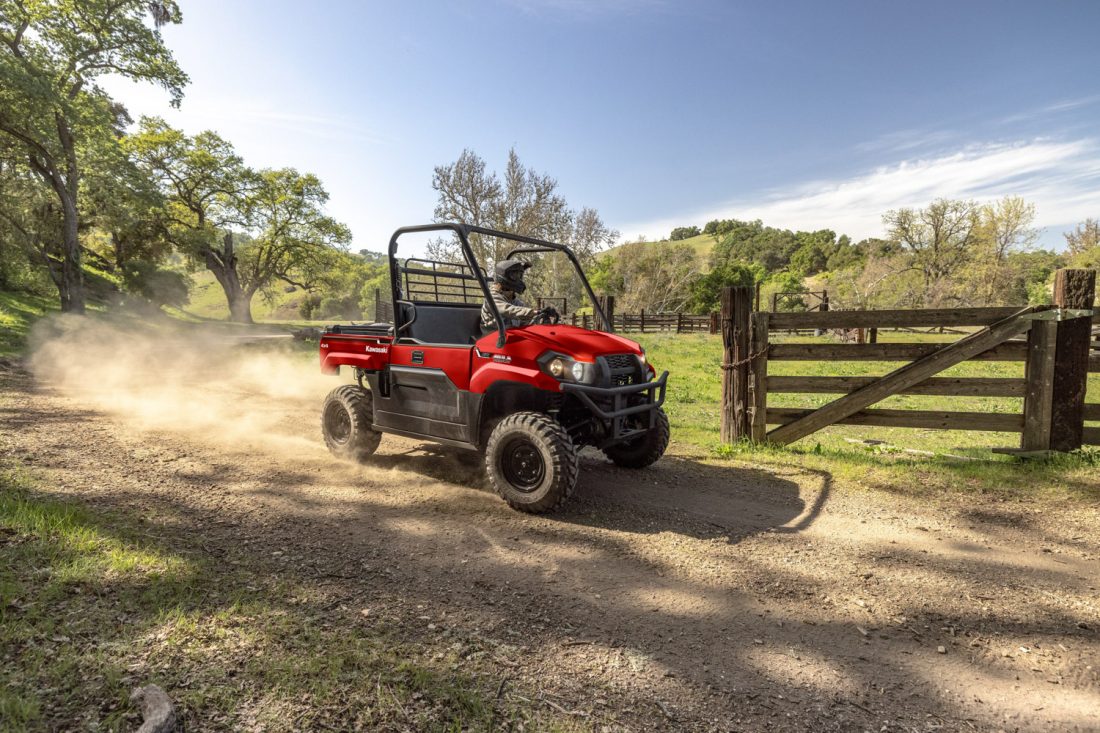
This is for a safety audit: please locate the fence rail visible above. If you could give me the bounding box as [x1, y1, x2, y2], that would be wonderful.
[567, 309, 715, 333]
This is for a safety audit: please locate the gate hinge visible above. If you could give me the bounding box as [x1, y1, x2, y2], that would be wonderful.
[1022, 308, 1095, 322]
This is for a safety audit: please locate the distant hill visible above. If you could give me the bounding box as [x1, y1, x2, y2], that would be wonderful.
[604, 232, 717, 266]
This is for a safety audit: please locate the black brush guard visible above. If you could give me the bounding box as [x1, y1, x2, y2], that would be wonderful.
[560, 371, 669, 445]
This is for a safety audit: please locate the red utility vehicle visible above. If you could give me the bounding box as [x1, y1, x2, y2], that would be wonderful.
[319, 224, 669, 512]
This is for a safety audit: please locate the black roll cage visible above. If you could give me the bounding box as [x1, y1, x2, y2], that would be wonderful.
[388, 223, 611, 347]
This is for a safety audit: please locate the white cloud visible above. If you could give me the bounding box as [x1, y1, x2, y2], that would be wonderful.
[100, 76, 387, 146]
[616, 138, 1100, 246]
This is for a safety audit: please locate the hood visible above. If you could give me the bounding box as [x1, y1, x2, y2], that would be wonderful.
[488, 324, 642, 361]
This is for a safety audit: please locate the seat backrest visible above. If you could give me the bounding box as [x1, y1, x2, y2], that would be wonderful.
[400, 302, 481, 345]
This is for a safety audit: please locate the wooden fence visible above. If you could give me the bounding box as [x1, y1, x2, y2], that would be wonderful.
[721, 269, 1099, 453]
[569, 309, 714, 333]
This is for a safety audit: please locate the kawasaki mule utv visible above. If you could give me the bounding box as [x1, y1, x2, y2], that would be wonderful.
[318, 223, 669, 513]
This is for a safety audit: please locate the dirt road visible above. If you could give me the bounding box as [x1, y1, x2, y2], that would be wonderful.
[2, 332, 1098, 731]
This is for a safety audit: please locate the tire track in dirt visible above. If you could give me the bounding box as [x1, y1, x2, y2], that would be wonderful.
[3, 340, 1099, 731]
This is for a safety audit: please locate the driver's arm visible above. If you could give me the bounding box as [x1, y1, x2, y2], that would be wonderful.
[493, 290, 536, 323]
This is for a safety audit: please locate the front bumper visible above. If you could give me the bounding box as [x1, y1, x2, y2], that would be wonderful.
[560, 371, 669, 444]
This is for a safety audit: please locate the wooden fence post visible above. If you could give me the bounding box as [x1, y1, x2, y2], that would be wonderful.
[676, 312, 683, 333]
[597, 295, 615, 331]
[1022, 318, 1057, 451]
[821, 290, 830, 312]
[750, 311, 770, 442]
[582, 313, 589, 330]
[721, 286, 753, 443]
[1049, 269, 1097, 451]
[639, 309, 646, 333]
[709, 311, 718, 334]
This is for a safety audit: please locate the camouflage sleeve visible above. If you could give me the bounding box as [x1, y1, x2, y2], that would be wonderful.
[493, 290, 536, 322]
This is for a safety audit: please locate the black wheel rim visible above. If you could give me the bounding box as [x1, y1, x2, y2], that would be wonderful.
[501, 438, 545, 492]
[324, 402, 352, 444]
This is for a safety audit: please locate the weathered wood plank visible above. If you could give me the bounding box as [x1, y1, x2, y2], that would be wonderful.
[1084, 403, 1100, 421]
[1021, 320, 1058, 451]
[1084, 426, 1100, 445]
[768, 307, 1023, 330]
[768, 341, 1029, 362]
[1050, 269, 1096, 451]
[766, 407, 1024, 432]
[749, 312, 769, 442]
[1091, 355, 1100, 373]
[767, 307, 1035, 445]
[766, 375, 1026, 397]
[720, 287, 753, 442]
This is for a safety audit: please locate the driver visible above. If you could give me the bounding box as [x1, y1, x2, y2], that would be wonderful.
[480, 259, 557, 332]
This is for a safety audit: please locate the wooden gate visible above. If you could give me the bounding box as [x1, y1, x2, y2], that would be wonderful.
[721, 269, 1099, 452]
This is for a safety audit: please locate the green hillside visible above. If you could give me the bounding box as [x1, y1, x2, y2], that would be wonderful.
[607, 232, 716, 260]
[183, 270, 312, 322]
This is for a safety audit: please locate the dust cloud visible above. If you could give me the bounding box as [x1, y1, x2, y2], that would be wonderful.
[27, 316, 342, 456]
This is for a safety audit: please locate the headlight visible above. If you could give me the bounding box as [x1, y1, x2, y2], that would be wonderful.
[538, 352, 595, 384]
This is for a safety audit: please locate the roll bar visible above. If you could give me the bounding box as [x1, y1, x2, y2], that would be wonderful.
[387, 223, 611, 348]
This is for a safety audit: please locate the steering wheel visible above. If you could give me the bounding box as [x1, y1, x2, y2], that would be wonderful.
[532, 307, 560, 325]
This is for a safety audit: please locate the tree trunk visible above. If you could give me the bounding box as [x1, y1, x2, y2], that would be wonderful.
[228, 291, 254, 324]
[58, 188, 85, 313]
[205, 232, 253, 324]
[31, 152, 85, 314]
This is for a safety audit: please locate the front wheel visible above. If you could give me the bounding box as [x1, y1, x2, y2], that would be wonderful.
[602, 407, 670, 469]
[485, 412, 578, 513]
[322, 385, 382, 463]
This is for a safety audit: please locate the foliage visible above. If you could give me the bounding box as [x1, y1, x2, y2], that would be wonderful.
[428, 148, 617, 311]
[126, 118, 350, 323]
[1064, 218, 1099, 255]
[688, 261, 761, 313]
[0, 0, 187, 312]
[119, 259, 190, 309]
[591, 241, 699, 312]
[669, 225, 700, 241]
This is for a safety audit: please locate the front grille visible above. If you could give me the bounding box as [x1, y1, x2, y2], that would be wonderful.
[605, 353, 637, 371]
[604, 353, 639, 387]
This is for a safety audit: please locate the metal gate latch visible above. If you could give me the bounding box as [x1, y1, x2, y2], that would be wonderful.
[1022, 308, 1095, 322]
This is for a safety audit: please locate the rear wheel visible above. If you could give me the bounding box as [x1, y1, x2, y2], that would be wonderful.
[602, 406, 670, 469]
[322, 385, 381, 463]
[485, 412, 578, 513]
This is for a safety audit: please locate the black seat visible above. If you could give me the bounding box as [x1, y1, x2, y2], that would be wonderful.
[399, 302, 482, 345]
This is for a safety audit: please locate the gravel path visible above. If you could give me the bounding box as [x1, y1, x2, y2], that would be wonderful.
[2, 341, 1098, 732]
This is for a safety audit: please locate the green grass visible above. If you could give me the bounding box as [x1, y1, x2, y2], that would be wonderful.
[183, 270, 311, 322]
[0, 465, 577, 731]
[0, 291, 56, 357]
[637, 331, 1100, 498]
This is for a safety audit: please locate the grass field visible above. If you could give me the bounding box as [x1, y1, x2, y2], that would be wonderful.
[607, 232, 717, 262]
[0, 464, 577, 731]
[183, 270, 311, 322]
[636, 331, 1100, 498]
[0, 291, 56, 358]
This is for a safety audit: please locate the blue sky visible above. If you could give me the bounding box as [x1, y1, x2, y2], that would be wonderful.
[103, 0, 1100, 251]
